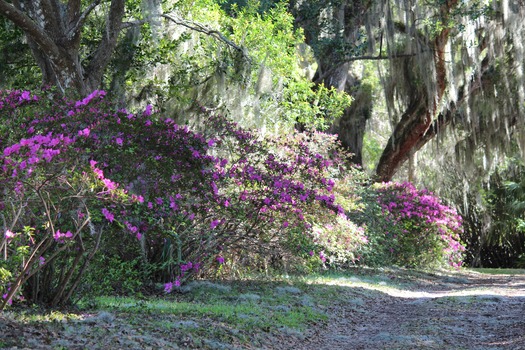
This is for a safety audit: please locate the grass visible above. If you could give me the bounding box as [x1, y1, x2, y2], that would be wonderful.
[85, 295, 321, 330]
[2, 277, 330, 349]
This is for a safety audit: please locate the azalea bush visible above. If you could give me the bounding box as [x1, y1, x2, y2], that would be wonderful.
[0, 89, 366, 307]
[356, 182, 465, 268]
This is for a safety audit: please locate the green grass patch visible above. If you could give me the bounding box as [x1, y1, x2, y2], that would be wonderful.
[78, 279, 327, 333]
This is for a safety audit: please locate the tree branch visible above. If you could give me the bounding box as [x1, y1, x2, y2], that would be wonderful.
[161, 13, 249, 60]
[120, 19, 148, 29]
[67, 0, 101, 40]
[84, 0, 125, 91]
[0, 0, 61, 60]
[66, 0, 81, 25]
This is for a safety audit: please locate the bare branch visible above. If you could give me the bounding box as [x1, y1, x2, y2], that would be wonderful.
[161, 13, 249, 60]
[315, 52, 426, 85]
[120, 19, 148, 29]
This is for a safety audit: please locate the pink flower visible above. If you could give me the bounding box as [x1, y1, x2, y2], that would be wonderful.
[210, 220, 220, 229]
[164, 282, 173, 293]
[92, 167, 104, 179]
[101, 208, 114, 223]
[103, 178, 117, 191]
[78, 128, 90, 137]
[143, 104, 153, 116]
[2, 294, 12, 306]
[131, 194, 144, 203]
[164, 279, 181, 293]
[53, 230, 73, 242]
[19, 90, 31, 101]
[216, 256, 225, 264]
[5, 230, 15, 240]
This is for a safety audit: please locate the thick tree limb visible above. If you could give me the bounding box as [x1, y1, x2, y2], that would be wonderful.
[66, 0, 81, 26]
[84, 0, 125, 91]
[376, 41, 492, 182]
[0, 0, 61, 60]
[374, 0, 459, 182]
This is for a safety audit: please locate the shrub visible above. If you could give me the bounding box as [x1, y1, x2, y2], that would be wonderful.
[0, 89, 365, 307]
[357, 182, 465, 268]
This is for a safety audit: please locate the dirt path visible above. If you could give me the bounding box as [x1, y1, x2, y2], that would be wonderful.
[301, 271, 525, 350]
[1, 270, 524, 349]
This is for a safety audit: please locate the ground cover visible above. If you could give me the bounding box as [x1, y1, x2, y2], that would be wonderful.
[1, 268, 524, 349]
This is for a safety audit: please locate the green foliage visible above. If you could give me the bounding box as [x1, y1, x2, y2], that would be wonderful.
[0, 17, 40, 89]
[83, 256, 145, 297]
[463, 158, 525, 267]
[282, 80, 352, 130]
[118, 0, 351, 131]
[362, 133, 383, 169]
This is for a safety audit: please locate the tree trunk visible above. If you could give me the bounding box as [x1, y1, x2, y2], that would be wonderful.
[327, 75, 372, 166]
[375, 96, 431, 182]
[374, 0, 458, 182]
[291, 0, 373, 165]
[0, 0, 125, 95]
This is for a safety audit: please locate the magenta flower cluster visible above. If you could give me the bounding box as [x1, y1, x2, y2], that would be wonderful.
[375, 182, 465, 267]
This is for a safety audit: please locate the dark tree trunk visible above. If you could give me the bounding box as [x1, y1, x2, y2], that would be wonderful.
[291, 0, 373, 165]
[0, 0, 125, 95]
[326, 76, 372, 166]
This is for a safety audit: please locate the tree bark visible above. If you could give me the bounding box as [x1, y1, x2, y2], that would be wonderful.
[0, 0, 125, 95]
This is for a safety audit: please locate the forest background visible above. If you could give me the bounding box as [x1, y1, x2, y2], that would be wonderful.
[0, 0, 525, 309]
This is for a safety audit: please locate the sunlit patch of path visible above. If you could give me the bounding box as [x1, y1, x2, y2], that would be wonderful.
[300, 271, 525, 350]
